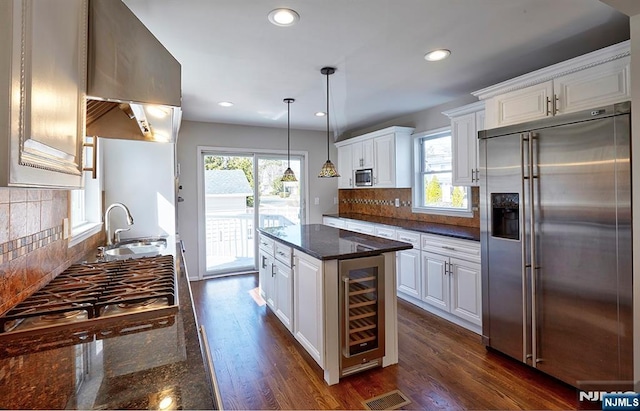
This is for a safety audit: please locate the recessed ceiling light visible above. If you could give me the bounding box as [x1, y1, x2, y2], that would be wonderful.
[315, 111, 326, 117]
[268, 8, 300, 27]
[424, 49, 451, 62]
[218, 101, 234, 107]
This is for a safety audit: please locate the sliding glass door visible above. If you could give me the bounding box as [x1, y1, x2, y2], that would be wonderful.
[257, 156, 302, 228]
[201, 151, 304, 277]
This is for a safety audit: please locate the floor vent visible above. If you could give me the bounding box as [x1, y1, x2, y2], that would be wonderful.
[363, 389, 411, 410]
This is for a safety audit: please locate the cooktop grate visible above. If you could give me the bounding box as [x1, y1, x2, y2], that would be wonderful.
[0, 255, 176, 333]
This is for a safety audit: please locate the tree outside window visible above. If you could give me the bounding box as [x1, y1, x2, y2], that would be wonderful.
[417, 130, 469, 211]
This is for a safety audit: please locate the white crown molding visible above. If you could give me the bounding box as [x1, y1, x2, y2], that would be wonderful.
[335, 126, 415, 147]
[442, 101, 485, 118]
[472, 40, 630, 100]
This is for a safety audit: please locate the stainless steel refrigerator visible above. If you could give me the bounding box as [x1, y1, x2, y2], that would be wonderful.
[479, 101, 632, 389]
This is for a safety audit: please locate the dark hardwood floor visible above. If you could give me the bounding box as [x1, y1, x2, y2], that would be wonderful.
[190, 273, 579, 410]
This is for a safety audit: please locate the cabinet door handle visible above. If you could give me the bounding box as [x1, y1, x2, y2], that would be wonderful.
[546, 96, 552, 116]
[271, 263, 276, 276]
[82, 136, 98, 179]
[553, 94, 559, 115]
[444, 261, 449, 275]
[349, 177, 353, 187]
[261, 255, 267, 268]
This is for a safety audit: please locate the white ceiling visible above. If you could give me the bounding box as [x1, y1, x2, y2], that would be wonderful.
[122, 0, 629, 136]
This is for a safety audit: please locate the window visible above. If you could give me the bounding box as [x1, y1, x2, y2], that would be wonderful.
[412, 128, 471, 216]
[69, 137, 103, 246]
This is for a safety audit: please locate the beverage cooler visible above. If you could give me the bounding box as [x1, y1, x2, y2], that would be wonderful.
[339, 254, 385, 375]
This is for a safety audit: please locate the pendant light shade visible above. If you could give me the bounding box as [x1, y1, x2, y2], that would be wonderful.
[318, 67, 340, 178]
[281, 98, 298, 182]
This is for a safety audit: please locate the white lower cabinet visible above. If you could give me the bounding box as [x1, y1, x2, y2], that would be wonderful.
[449, 257, 481, 326]
[395, 229, 421, 299]
[421, 251, 482, 327]
[322, 216, 345, 229]
[273, 259, 292, 331]
[345, 220, 374, 235]
[420, 234, 481, 328]
[258, 234, 293, 332]
[421, 251, 449, 310]
[258, 249, 275, 307]
[292, 250, 324, 367]
[397, 248, 421, 299]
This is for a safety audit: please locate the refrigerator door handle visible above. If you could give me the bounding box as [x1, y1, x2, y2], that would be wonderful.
[528, 132, 539, 366]
[520, 133, 530, 363]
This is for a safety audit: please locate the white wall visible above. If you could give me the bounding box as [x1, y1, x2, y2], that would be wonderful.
[176, 120, 338, 277]
[102, 139, 176, 246]
[339, 94, 479, 141]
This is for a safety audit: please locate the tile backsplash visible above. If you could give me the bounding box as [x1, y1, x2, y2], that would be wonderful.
[338, 187, 479, 228]
[0, 188, 104, 316]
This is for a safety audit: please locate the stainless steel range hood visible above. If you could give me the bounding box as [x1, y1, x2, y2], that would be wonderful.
[86, 0, 182, 143]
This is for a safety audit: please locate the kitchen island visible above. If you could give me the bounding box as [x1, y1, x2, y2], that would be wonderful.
[0, 244, 218, 410]
[258, 224, 412, 385]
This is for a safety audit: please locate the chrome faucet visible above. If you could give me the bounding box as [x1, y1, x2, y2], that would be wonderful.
[105, 203, 134, 246]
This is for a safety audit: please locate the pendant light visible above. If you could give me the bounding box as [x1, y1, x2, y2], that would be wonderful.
[281, 98, 298, 182]
[318, 67, 340, 178]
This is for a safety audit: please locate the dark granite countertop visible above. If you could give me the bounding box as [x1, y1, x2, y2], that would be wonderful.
[258, 224, 413, 260]
[324, 213, 481, 241]
[0, 243, 217, 410]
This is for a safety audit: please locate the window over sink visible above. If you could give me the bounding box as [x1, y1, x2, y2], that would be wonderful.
[412, 127, 472, 217]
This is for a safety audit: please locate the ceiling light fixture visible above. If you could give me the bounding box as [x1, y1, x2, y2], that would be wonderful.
[315, 111, 326, 117]
[268, 8, 299, 27]
[424, 49, 451, 62]
[281, 98, 298, 182]
[318, 67, 340, 178]
[218, 101, 234, 107]
[146, 105, 170, 119]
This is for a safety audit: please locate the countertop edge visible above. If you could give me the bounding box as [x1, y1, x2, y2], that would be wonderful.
[258, 226, 413, 261]
[323, 213, 481, 242]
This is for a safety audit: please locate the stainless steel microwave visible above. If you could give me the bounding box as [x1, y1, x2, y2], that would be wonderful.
[354, 169, 373, 186]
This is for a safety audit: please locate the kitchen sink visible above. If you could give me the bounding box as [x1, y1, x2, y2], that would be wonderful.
[104, 237, 167, 260]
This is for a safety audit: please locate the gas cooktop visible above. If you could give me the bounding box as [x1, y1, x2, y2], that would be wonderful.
[0, 255, 178, 344]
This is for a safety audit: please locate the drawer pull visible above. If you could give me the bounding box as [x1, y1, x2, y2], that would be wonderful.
[399, 237, 414, 242]
[442, 245, 455, 250]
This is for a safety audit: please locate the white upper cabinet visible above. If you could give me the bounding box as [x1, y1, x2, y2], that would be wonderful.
[372, 133, 395, 187]
[474, 40, 630, 129]
[351, 139, 374, 170]
[484, 81, 553, 128]
[337, 144, 354, 189]
[553, 57, 630, 115]
[335, 126, 414, 189]
[1, 0, 87, 188]
[443, 102, 485, 187]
